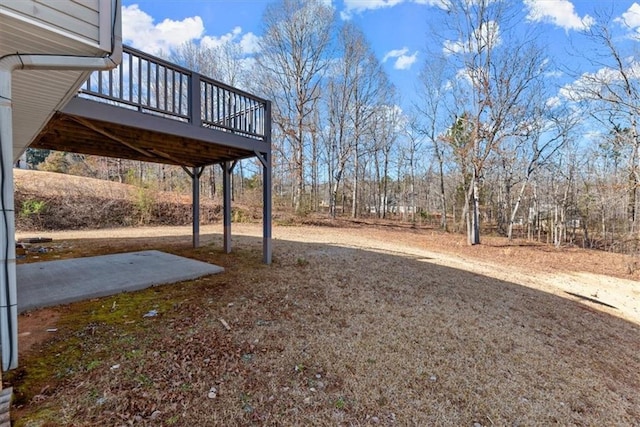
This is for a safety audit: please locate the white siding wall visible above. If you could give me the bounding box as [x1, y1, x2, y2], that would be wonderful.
[0, 0, 101, 47]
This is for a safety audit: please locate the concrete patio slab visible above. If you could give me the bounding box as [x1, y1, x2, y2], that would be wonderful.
[16, 250, 224, 313]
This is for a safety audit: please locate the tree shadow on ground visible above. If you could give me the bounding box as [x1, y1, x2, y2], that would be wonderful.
[12, 231, 640, 426]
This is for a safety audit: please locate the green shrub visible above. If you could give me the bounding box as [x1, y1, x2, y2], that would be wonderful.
[20, 200, 47, 218]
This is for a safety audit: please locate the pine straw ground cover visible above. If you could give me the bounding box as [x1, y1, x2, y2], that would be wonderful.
[7, 224, 640, 426]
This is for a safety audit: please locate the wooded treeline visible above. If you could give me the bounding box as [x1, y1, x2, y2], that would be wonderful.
[28, 0, 640, 253]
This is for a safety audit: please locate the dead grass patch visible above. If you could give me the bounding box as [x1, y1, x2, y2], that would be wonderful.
[7, 225, 640, 426]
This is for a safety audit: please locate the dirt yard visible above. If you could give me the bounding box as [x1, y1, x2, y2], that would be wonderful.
[9, 223, 640, 425]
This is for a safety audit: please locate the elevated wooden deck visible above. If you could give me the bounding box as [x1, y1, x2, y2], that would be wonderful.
[31, 46, 271, 167]
[29, 46, 272, 263]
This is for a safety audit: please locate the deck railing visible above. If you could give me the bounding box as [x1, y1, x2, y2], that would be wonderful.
[79, 45, 268, 141]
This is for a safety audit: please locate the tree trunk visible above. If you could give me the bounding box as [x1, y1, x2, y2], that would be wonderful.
[438, 156, 447, 230]
[330, 169, 343, 219]
[352, 142, 359, 218]
[382, 151, 390, 219]
[508, 177, 530, 240]
[295, 141, 304, 213]
[238, 160, 244, 199]
[466, 168, 481, 245]
[472, 177, 481, 244]
[116, 158, 124, 183]
[208, 165, 216, 198]
[374, 151, 382, 218]
[311, 128, 319, 212]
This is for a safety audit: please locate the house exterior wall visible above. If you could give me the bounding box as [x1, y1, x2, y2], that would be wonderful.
[0, 0, 120, 158]
[0, 0, 113, 51]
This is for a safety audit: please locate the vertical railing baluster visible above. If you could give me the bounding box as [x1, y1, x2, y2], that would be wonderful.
[209, 82, 213, 123]
[202, 81, 208, 123]
[168, 67, 172, 112]
[171, 70, 176, 113]
[173, 70, 180, 114]
[238, 95, 242, 131]
[216, 86, 220, 124]
[108, 67, 113, 97]
[177, 71, 181, 114]
[166, 68, 171, 113]
[233, 93, 238, 129]
[227, 91, 231, 128]
[243, 97, 248, 132]
[213, 85, 217, 123]
[176, 71, 179, 114]
[234, 93, 238, 129]
[226, 89, 229, 125]
[128, 52, 132, 102]
[136, 56, 141, 106]
[129, 55, 133, 103]
[162, 66, 166, 112]
[218, 88, 227, 125]
[156, 63, 161, 110]
[118, 55, 124, 100]
[155, 65, 160, 110]
[146, 59, 150, 108]
[219, 87, 223, 124]
[185, 73, 189, 117]
[239, 95, 243, 130]
[152, 62, 157, 109]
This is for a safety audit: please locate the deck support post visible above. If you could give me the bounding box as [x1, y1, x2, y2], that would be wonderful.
[182, 166, 205, 248]
[254, 150, 272, 265]
[262, 151, 272, 265]
[263, 101, 273, 264]
[222, 161, 234, 253]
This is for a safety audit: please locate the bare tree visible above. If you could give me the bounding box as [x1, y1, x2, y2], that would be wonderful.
[171, 41, 215, 77]
[505, 107, 575, 240]
[171, 39, 250, 199]
[414, 56, 453, 230]
[257, 0, 334, 212]
[401, 127, 423, 223]
[322, 23, 388, 218]
[370, 104, 402, 219]
[435, 0, 548, 244]
[566, 12, 640, 233]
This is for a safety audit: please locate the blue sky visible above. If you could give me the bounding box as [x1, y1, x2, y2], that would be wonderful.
[120, 0, 640, 111]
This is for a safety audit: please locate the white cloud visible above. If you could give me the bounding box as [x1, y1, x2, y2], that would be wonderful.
[545, 96, 561, 109]
[122, 5, 261, 58]
[383, 47, 418, 70]
[240, 33, 262, 55]
[202, 26, 261, 55]
[523, 0, 594, 31]
[616, 3, 640, 28]
[615, 3, 640, 39]
[344, 0, 403, 16]
[122, 5, 204, 54]
[559, 60, 640, 103]
[442, 20, 501, 55]
[201, 26, 241, 49]
[341, 0, 441, 19]
[383, 47, 408, 63]
[443, 39, 464, 54]
[545, 70, 563, 78]
[394, 51, 418, 70]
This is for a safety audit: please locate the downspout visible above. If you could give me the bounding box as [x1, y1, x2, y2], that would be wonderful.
[0, 2, 122, 372]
